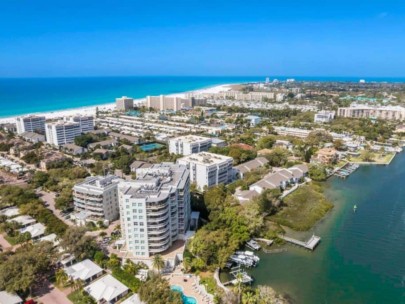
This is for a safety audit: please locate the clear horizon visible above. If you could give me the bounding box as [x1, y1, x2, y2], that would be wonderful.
[1, 1, 404, 78]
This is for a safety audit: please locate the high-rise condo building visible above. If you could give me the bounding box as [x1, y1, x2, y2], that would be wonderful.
[118, 163, 190, 257]
[45, 121, 81, 146]
[16, 115, 46, 134]
[177, 152, 233, 190]
[168, 135, 212, 156]
[68, 115, 95, 133]
[73, 175, 122, 223]
[116, 96, 134, 112]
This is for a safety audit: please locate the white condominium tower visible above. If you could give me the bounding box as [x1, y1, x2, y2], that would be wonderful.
[118, 163, 190, 257]
[16, 115, 46, 134]
[45, 121, 81, 146]
[177, 152, 233, 190]
[68, 115, 95, 133]
[168, 135, 212, 156]
[73, 175, 122, 223]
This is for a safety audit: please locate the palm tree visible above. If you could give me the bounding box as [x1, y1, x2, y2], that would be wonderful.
[55, 269, 69, 287]
[72, 279, 84, 292]
[242, 291, 256, 304]
[152, 254, 165, 275]
[235, 272, 244, 304]
[123, 259, 137, 275]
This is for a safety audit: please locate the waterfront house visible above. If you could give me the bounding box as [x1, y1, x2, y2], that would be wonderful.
[311, 148, 338, 165]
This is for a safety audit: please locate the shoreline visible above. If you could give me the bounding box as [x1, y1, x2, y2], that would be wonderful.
[0, 83, 234, 124]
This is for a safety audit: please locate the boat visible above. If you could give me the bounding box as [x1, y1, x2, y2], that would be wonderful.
[353, 204, 357, 212]
[246, 239, 261, 251]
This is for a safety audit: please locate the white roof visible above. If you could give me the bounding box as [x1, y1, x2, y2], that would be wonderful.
[178, 152, 233, 166]
[121, 294, 145, 304]
[84, 274, 128, 302]
[0, 291, 23, 304]
[65, 259, 103, 281]
[19, 223, 46, 238]
[39, 233, 60, 246]
[8, 215, 35, 226]
[0, 207, 19, 218]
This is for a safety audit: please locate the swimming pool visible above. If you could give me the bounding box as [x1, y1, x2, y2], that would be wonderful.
[139, 142, 164, 152]
[171, 285, 198, 304]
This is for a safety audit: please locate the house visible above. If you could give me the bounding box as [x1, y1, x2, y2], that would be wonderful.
[211, 138, 227, 147]
[311, 148, 338, 165]
[234, 157, 269, 178]
[0, 291, 23, 304]
[109, 132, 141, 144]
[62, 143, 87, 155]
[130, 161, 152, 172]
[7, 215, 36, 228]
[39, 152, 69, 170]
[38, 233, 60, 247]
[88, 139, 117, 150]
[84, 274, 129, 304]
[93, 148, 111, 160]
[20, 131, 45, 143]
[288, 164, 309, 182]
[64, 259, 103, 284]
[234, 189, 260, 203]
[245, 115, 261, 126]
[121, 294, 145, 304]
[0, 207, 19, 218]
[19, 223, 46, 240]
[274, 140, 293, 151]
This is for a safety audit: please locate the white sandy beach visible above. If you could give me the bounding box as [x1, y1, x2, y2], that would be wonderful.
[0, 83, 233, 124]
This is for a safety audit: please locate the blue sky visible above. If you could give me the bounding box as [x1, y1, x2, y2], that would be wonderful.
[0, 0, 404, 77]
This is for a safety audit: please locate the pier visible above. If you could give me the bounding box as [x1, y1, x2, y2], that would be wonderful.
[278, 234, 321, 250]
[333, 162, 359, 179]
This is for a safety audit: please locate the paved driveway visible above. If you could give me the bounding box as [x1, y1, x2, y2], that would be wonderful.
[37, 190, 73, 226]
[35, 281, 72, 304]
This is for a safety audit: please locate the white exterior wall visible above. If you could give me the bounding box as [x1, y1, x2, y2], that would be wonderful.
[73, 176, 121, 222]
[118, 164, 190, 257]
[168, 136, 212, 155]
[16, 116, 46, 134]
[45, 122, 81, 146]
[70, 116, 95, 133]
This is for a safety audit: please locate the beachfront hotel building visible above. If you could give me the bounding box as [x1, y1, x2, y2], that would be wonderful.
[118, 163, 190, 257]
[168, 135, 212, 156]
[68, 115, 95, 133]
[177, 152, 233, 190]
[186, 90, 275, 101]
[145, 95, 192, 112]
[337, 105, 405, 121]
[45, 121, 82, 146]
[73, 175, 122, 224]
[116, 96, 134, 112]
[16, 115, 46, 134]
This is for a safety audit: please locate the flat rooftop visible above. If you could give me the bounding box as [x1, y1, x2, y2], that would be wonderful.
[179, 152, 232, 165]
[171, 135, 211, 143]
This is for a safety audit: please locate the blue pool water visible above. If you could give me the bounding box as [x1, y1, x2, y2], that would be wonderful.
[139, 143, 164, 152]
[171, 285, 197, 304]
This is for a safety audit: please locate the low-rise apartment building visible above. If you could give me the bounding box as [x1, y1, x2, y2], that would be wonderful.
[314, 111, 335, 123]
[177, 152, 233, 190]
[337, 105, 405, 121]
[169, 135, 212, 155]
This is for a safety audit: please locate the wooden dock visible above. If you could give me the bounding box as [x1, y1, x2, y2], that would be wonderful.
[278, 234, 321, 250]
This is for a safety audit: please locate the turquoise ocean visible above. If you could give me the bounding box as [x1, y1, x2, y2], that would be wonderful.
[1, 76, 405, 118]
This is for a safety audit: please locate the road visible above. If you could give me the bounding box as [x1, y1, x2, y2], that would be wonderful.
[34, 281, 72, 304]
[37, 190, 73, 226]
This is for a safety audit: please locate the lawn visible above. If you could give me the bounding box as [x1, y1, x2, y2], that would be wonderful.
[349, 152, 395, 164]
[270, 184, 333, 231]
[67, 290, 95, 304]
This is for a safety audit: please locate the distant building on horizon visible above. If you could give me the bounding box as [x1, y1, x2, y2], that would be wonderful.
[116, 96, 134, 112]
[16, 115, 46, 134]
[337, 105, 405, 121]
